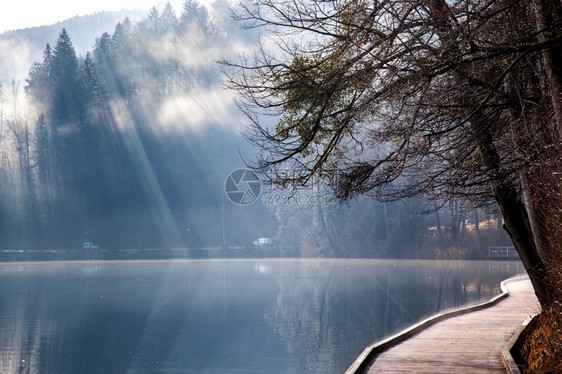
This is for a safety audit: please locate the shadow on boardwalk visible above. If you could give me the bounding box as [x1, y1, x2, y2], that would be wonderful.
[348, 277, 539, 374]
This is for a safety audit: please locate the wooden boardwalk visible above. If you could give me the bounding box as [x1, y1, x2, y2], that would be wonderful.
[358, 277, 539, 373]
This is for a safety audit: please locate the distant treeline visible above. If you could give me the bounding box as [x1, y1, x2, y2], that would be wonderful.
[0, 1, 510, 258]
[270, 195, 511, 259]
[0, 1, 269, 250]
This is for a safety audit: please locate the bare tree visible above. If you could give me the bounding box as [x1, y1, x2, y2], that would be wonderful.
[225, 0, 562, 307]
[7, 80, 39, 247]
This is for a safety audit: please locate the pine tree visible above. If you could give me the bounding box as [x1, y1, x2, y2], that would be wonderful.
[78, 52, 104, 104]
[161, 2, 178, 32]
[180, 0, 208, 31]
[25, 43, 53, 109]
[50, 29, 78, 124]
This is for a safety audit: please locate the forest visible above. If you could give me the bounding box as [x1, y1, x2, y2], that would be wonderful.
[0, 0, 509, 258]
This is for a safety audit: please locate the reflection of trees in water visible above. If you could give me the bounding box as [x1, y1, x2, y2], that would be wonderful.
[263, 260, 520, 373]
[264, 262, 342, 372]
[406, 261, 510, 315]
[0, 260, 522, 373]
[0, 275, 44, 373]
[0, 271, 93, 373]
[263, 261, 400, 372]
[0, 263, 175, 374]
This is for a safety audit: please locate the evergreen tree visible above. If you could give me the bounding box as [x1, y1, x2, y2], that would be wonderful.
[161, 3, 178, 32]
[180, 0, 208, 31]
[145, 7, 162, 34]
[78, 52, 104, 104]
[50, 29, 78, 124]
[94, 31, 131, 99]
[14, 2, 262, 250]
[25, 44, 53, 109]
[112, 19, 133, 53]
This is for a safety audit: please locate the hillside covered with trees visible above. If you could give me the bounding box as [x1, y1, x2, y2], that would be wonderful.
[0, 0, 511, 259]
[1, 1, 268, 250]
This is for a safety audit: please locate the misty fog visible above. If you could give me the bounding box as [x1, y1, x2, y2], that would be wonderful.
[0, 0, 508, 259]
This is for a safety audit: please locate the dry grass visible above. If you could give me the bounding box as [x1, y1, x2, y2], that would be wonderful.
[521, 305, 562, 373]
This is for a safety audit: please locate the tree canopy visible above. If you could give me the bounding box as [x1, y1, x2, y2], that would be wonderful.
[226, 0, 562, 307]
[0, 2, 261, 251]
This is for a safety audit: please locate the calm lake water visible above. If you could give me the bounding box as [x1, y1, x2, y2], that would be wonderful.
[0, 259, 524, 373]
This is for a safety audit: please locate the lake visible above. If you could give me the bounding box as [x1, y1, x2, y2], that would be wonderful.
[0, 259, 524, 373]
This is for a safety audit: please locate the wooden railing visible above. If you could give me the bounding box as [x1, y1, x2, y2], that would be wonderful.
[488, 246, 518, 259]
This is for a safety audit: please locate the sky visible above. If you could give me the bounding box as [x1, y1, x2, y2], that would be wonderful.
[0, 0, 195, 33]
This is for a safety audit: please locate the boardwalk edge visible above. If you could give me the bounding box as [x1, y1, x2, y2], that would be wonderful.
[345, 275, 529, 374]
[501, 314, 538, 374]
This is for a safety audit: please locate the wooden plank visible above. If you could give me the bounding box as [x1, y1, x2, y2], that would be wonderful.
[363, 278, 538, 374]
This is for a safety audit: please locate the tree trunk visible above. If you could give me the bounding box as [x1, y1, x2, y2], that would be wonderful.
[427, 0, 558, 308]
[532, 0, 562, 137]
[472, 111, 554, 307]
[473, 210, 482, 254]
[495, 182, 554, 307]
[520, 173, 548, 257]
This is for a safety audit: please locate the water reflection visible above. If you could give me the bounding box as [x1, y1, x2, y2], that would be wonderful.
[0, 259, 523, 373]
[254, 262, 272, 274]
